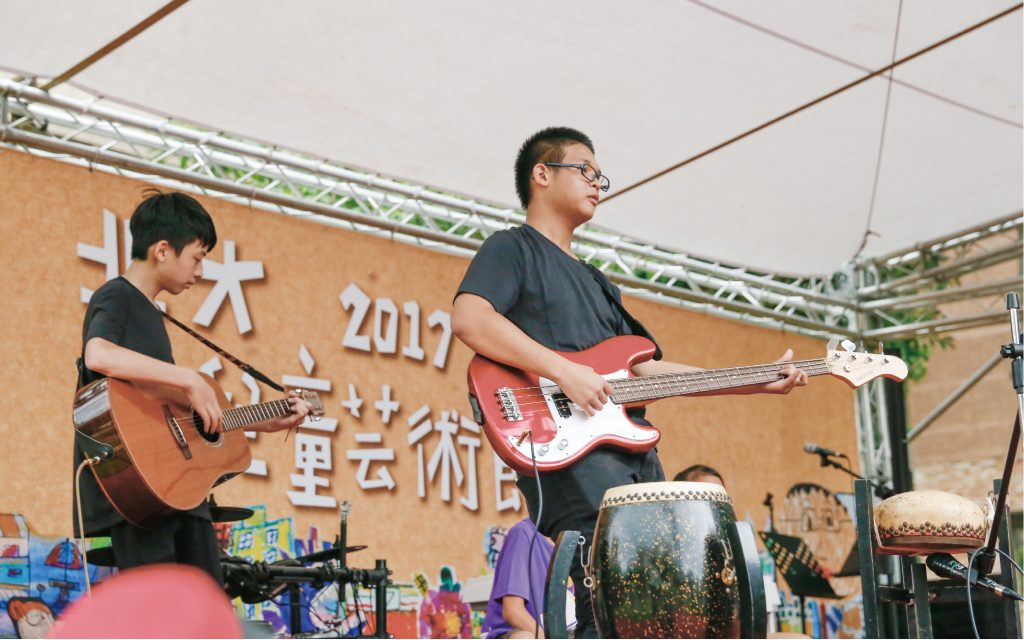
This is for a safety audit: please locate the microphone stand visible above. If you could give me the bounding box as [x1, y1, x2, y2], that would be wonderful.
[815, 453, 895, 499]
[975, 293, 1024, 578]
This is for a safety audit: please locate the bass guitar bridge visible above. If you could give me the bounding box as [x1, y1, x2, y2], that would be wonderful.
[496, 388, 523, 422]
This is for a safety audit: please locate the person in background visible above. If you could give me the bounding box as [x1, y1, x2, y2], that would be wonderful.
[674, 463, 726, 487]
[483, 518, 558, 639]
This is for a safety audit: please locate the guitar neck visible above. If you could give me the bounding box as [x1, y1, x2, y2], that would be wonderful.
[608, 358, 831, 403]
[221, 399, 293, 431]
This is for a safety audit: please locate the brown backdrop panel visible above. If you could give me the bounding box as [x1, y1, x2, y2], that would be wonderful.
[0, 148, 857, 586]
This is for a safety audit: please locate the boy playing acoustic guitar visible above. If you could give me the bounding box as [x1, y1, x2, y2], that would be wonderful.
[75, 190, 312, 583]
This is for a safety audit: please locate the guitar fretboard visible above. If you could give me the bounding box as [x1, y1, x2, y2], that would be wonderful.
[221, 399, 293, 431]
[608, 358, 830, 404]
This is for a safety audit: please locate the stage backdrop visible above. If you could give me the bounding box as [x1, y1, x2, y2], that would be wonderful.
[0, 148, 860, 638]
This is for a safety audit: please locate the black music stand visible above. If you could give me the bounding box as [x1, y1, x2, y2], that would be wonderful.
[835, 544, 860, 578]
[759, 530, 841, 634]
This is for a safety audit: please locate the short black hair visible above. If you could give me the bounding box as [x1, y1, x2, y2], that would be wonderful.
[514, 127, 595, 209]
[129, 189, 217, 260]
[674, 464, 725, 485]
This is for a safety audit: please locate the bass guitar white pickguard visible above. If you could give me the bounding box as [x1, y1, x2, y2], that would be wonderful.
[505, 368, 659, 466]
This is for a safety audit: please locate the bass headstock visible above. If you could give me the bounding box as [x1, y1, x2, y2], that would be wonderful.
[825, 340, 908, 388]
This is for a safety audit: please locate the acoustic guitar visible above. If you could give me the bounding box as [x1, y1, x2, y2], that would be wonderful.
[73, 374, 324, 527]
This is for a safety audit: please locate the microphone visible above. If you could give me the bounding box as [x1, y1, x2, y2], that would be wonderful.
[926, 553, 1023, 601]
[804, 443, 845, 458]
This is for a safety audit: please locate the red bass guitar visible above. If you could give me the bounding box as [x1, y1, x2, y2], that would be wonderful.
[467, 335, 907, 475]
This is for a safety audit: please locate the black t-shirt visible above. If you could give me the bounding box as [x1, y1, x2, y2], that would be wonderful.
[456, 224, 651, 425]
[74, 277, 210, 536]
[457, 225, 632, 350]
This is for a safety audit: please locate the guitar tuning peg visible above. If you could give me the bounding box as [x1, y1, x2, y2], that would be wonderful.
[878, 341, 885, 354]
[840, 339, 856, 353]
[827, 337, 839, 351]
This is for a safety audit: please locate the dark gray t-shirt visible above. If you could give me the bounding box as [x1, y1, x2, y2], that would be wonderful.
[457, 225, 632, 351]
[456, 224, 652, 425]
[74, 276, 210, 536]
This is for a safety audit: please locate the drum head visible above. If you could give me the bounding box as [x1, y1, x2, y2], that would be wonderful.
[601, 480, 732, 508]
[874, 490, 987, 556]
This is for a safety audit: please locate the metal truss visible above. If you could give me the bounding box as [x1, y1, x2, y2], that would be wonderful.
[2, 78, 1020, 493]
[853, 213, 1022, 341]
[0, 78, 853, 340]
[3, 78, 1015, 345]
[854, 381, 895, 495]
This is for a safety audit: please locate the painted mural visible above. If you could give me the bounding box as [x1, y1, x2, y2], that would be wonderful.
[0, 507, 499, 639]
[2, 485, 868, 640]
[0, 514, 113, 639]
[769, 482, 863, 638]
[222, 505, 487, 638]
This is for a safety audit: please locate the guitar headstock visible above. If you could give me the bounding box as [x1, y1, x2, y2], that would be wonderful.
[298, 390, 326, 417]
[825, 341, 908, 388]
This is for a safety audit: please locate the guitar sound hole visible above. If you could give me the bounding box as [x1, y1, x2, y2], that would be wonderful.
[189, 411, 221, 444]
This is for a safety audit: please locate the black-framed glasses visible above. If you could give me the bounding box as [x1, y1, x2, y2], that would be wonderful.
[543, 162, 610, 192]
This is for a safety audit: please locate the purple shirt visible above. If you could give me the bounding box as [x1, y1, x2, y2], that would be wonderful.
[482, 518, 553, 638]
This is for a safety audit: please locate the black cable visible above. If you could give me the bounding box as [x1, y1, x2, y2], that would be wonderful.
[268, 593, 333, 631]
[601, 2, 1023, 204]
[854, 0, 903, 259]
[684, 0, 1022, 130]
[352, 582, 368, 635]
[966, 546, 1024, 639]
[526, 431, 544, 639]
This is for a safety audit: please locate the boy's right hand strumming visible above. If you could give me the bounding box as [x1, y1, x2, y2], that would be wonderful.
[553, 360, 613, 417]
[183, 370, 224, 434]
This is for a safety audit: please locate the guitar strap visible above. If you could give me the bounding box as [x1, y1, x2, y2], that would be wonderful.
[160, 311, 286, 392]
[581, 261, 663, 361]
[75, 312, 284, 392]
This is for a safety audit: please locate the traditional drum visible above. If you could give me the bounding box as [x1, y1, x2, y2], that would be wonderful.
[589, 481, 742, 639]
[874, 489, 988, 556]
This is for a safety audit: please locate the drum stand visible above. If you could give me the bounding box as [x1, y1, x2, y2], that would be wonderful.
[855, 478, 1021, 639]
[975, 293, 1024, 580]
[855, 293, 1024, 638]
[222, 501, 392, 639]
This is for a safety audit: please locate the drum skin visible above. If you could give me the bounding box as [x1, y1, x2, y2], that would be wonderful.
[590, 481, 741, 639]
[874, 489, 987, 556]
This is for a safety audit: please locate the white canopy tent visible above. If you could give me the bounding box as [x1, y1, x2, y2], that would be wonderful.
[2, 0, 1020, 275]
[2, 0, 1022, 488]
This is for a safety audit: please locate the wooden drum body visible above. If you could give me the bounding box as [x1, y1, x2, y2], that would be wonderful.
[590, 481, 742, 639]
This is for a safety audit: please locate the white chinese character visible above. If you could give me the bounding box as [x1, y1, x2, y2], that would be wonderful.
[374, 384, 400, 425]
[193, 240, 264, 334]
[342, 384, 363, 418]
[493, 454, 521, 512]
[407, 406, 481, 510]
[78, 209, 120, 303]
[283, 344, 337, 433]
[287, 433, 337, 508]
[347, 432, 396, 491]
